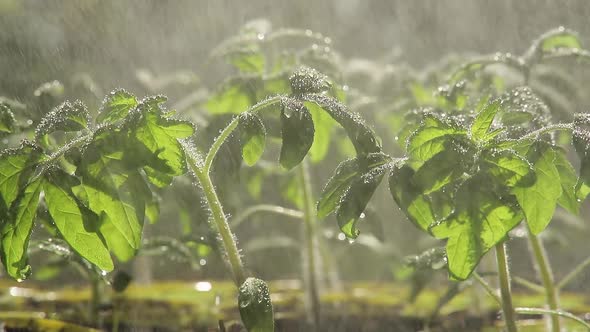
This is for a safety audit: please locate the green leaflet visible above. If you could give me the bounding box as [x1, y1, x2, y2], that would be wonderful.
[97, 89, 138, 124]
[306, 101, 335, 163]
[412, 148, 464, 194]
[303, 93, 381, 155]
[35, 101, 90, 139]
[134, 101, 194, 186]
[43, 170, 113, 272]
[0, 143, 42, 212]
[0, 104, 16, 135]
[205, 78, 260, 114]
[239, 113, 266, 166]
[470, 100, 500, 141]
[279, 101, 314, 170]
[407, 121, 466, 162]
[513, 143, 562, 235]
[77, 136, 148, 261]
[481, 150, 535, 188]
[553, 147, 581, 214]
[238, 277, 274, 332]
[0, 179, 42, 280]
[430, 177, 522, 280]
[337, 166, 386, 239]
[317, 152, 390, 219]
[389, 165, 436, 232]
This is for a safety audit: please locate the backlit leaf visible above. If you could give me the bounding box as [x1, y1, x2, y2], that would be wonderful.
[97, 89, 138, 124]
[0, 180, 42, 280]
[43, 170, 113, 272]
[239, 113, 266, 166]
[470, 100, 500, 141]
[35, 101, 90, 139]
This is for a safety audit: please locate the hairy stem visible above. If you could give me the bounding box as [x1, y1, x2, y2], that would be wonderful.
[515, 307, 590, 330]
[231, 204, 303, 228]
[298, 158, 321, 331]
[496, 243, 519, 332]
[527, 232, 560, 332]
[189, 158, 246, 285]
[472, 272, 502, 306]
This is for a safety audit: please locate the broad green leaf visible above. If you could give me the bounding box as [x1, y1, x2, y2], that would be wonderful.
[205, 78, 259, 114]
[482, 150, 534, 187]
[239, 113, 266, 166]
[513, 143, 562, 235]
[80, 167, 147, 261]
[318, 153, 390, 219]
[430, 177, 522, 280]
[337, 166, 386, 238]
[135, 102, 194, 185]
[289, 66, 331, 95]
[279, 101, 314, 170]
[303, 94, 381, 155]
[407, 120, 466, 162]
[470, 100, 500, 140]
[0, 180, 42, 280]
[389, 165, 437, 231]
[0, 104, 16, 134]
[35, 101, 90, 139]
[43, 170, 113, 272]
[238, 277, 274, 332]
[553, 147, 580, 214]
[412, 149, 464, 194]
[306, 101, 335, 162]
[0, 143, 42, 211]
[97, 89, 138, 123]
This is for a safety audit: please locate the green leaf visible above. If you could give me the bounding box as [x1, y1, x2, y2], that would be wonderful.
[470, 100, 500, 141]
[337, 165, 387, 238]
[412, 149, 464, 194]
[307, 101, 335, 162]
[513, 143, 562, 235]
[97, 89, 138, 123]
[35, 101, 90, 139]
[238, 277, 274, 332]
[279, 100, 314, 170]
[430, 177, 522, 280]
[553, 147, 581, 214]
[481, 150, 534, 188]
[318, 152, 390, 219]
[43, 170, 113, 272]
[407, 119, 466, 162]
[303, 94, 381, 155]
[205, 78, 259, 114]
[0, 104, 16, 134]
[134, 100, 194, 183]
[239, 113, 266, 166]
[0, 180, 42, 280]
[289, 66, 331, 95]
[389, 165, 437, 231]
[0, 142, 42, 212]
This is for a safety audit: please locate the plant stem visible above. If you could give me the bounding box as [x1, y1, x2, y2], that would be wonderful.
[231, 204, 303, 228]
[557, 256, 590, 290]
[472, 272, 502, 306]
[190, 159, 246, 286]
[515, 307, 590, 330]
[298, 158, 321, 331]
[495, 243, 519, 332]
[527, 232, 560, 332]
